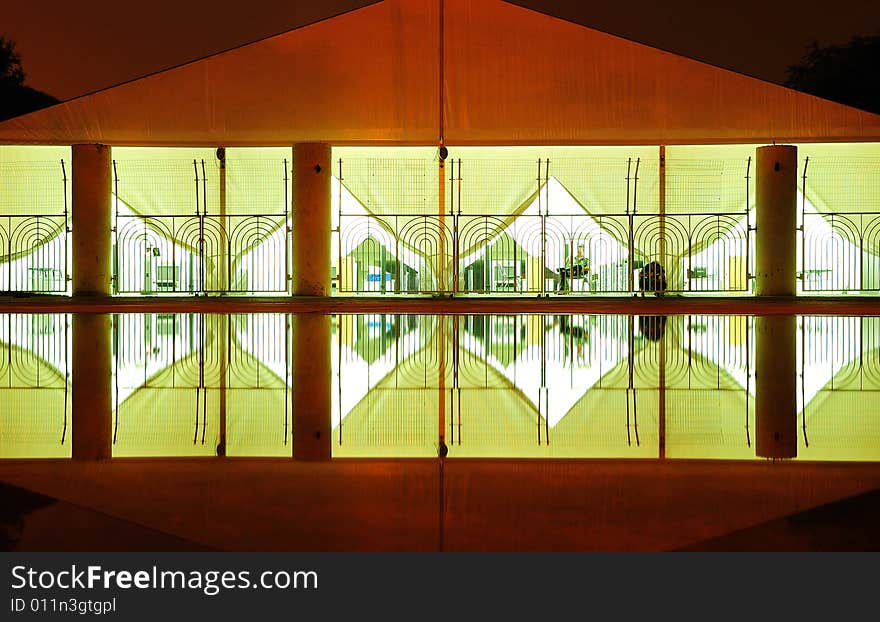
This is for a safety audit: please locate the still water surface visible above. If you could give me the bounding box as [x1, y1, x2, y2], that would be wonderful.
[1, 313, 877, 461]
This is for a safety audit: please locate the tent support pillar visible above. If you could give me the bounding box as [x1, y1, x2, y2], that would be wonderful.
[754, 146, 798, 458]
[72, 313, 112, 460]
[70, 144, 113, 460]
[291, 143, 332, 461]
[755, 315, 797, 459]
[292, 143, 331, 296]
[72, 143, 112, 296]
[755, 145, 797, 296]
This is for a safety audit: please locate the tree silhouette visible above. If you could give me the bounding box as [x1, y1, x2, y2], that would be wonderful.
[0, 37, 25, 86]
[784, 33, 880, 115]
[0, 36, 59, 122]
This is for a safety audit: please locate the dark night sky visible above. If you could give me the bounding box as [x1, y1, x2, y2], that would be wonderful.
[5, 0, 880, 102]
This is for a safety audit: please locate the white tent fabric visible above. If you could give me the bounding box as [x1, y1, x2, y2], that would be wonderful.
[0, 1, 440, 146]
[1, 0, 878, 288]
[797, 143, 880, 256]
[112, 148, 219, 216]
[443, 1, 880, 145]
[0, 147, 70, 266]
[1, 0, 878, 146]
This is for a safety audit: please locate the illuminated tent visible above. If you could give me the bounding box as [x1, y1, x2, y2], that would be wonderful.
[108, 147, 292, 293]
[0, 147, 70, 291]
[1, 0, 879, 288]
[2, 0, 879, 146]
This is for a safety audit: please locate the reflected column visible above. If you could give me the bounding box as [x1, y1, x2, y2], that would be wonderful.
[293, 314, 331, 461]
[72, 314, 112, 460]
[291, 143, 332, 460]
[755, 315, 797, 459]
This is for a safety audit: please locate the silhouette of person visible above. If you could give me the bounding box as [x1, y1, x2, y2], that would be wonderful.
[557, 245, 590, 292]
[639, 261, 667, 296]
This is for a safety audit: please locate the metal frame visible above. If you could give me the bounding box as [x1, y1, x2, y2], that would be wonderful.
[335, 155, 752, 296]
[336, 210, 751, 295]
[112, 158, 291, 296]
[0, 159, 70, 294]
[800, 156, 880, 293]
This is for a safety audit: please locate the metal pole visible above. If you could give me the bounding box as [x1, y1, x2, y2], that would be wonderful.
[745, 156, 752, 292]
[438, 154, 446, 294]
[61, 159, 70, 293]
[194, 160, 204, 294]
[201, 159, 209, 293]
[801, 156, 810, 292]
[626, 158, 634, 293]
[658, 147, 666, 288]
[337, 158, 343, 294]
[218, 148, 227, 293]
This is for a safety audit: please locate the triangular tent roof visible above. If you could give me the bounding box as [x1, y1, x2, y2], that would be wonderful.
[0, 1, 440, 146]
[1, 0, 878, 146]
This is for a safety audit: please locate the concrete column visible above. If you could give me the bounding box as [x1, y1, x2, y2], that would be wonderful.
[291, 144, 332, 460]
[292, 313, 331, 460]
[72, 144, 112, 296]
[72, 313, 112, 460]
[292, 143, 331, 296]
[755, 315, 797, 459]
[756, 145, 797, 296]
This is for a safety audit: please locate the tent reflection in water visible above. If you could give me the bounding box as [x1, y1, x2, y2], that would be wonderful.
[333, 314, 756, 460]
[3, 0, 880, 555]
